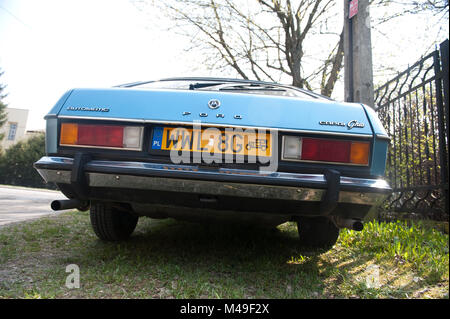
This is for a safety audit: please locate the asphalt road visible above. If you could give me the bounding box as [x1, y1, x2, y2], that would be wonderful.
[0, 186, 70, 227]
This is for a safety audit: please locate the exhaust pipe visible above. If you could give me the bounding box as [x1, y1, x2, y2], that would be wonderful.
[51, 199, 89, 211]
[351, 220, 364, 231]
[332, 217, 364, 231]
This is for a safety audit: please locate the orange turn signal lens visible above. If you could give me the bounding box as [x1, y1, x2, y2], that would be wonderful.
[350, 141, 370, 165]
[60, 123, 78, 145]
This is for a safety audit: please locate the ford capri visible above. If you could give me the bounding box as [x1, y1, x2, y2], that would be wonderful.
[34, 77, 391, 250]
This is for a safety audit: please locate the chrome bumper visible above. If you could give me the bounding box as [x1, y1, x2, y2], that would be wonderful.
[35, 156, 391, 207]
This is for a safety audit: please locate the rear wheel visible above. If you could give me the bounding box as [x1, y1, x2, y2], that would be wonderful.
[296, 216, 339, 251]
[90, 201, 138, 241]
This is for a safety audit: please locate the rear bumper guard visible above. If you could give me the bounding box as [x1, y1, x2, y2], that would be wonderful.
[34, 155, 392, 213]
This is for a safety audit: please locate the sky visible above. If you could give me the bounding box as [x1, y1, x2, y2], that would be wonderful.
[0, 0, 448, 130]
[0, 0, 203, 130]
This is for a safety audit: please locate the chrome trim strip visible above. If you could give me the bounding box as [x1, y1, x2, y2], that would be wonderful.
[58, 115, 146, 123]
[59, 144, 142, 151]
[88, 173, 326, 202]
[57, 116, 374, 139]
[376, 134, 391, 141]
[36, 165, 389, 205]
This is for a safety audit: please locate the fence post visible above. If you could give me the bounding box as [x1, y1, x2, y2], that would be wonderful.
[439, 40, 449, 214]
[434, 42, 449, 215]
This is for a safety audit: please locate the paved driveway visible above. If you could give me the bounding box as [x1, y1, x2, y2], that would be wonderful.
[0, 186, 70, 227]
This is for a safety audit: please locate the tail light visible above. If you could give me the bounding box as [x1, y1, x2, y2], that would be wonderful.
[282, 136, 370, 165]
[60, 123, 143, 150]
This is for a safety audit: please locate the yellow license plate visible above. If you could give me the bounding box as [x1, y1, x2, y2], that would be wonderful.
[155, 127, 272, 157]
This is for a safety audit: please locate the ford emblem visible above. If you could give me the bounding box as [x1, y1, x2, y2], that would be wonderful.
[208, 99, 221, 109]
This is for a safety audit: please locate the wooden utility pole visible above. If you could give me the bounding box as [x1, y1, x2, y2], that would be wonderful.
[344, 0, 374, 108]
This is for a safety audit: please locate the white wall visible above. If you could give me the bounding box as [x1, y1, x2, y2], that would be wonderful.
[0, 107, 29, 150]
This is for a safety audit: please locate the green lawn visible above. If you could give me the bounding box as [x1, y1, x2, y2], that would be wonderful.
[0, 211, 448, 299]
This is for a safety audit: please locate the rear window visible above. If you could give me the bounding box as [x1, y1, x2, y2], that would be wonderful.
[129, 79, 321, 99]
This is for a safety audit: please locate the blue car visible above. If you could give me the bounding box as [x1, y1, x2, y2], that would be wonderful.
[35, 77, 391, 250]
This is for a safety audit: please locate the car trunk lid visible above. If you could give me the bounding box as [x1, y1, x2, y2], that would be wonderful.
[55, 88, 373, 136]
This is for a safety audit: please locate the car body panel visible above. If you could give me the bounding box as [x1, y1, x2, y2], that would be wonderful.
[361, 104, 389, 136]
[369, 138, 389, 177]
[54, 88, 374, 135]
[46, 89, 74, 116]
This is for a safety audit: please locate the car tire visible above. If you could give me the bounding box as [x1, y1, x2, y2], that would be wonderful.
[296, 217, 339, 250]
[90, 201, 138, 241]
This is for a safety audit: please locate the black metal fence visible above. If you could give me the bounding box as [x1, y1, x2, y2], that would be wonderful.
[374, 39, 449, 221]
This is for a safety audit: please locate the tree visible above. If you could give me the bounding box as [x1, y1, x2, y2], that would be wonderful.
[371, 0, 449, 24]
[0, 133, 54, 189]
[368, 0, 449, 83]
[0, 68, 8, 144]
[152, 0, 344, 96]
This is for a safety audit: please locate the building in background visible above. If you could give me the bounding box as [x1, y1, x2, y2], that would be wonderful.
[0, 107, 29, 150]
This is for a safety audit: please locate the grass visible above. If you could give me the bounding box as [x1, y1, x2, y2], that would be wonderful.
[0, 211, 448, 299]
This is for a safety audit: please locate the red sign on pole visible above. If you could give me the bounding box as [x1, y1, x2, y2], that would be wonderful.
[349, 0, 358, 19]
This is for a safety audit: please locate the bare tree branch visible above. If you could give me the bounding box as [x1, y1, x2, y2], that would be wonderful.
[153, 0, 346, 96]
[321, 28, 344, 96]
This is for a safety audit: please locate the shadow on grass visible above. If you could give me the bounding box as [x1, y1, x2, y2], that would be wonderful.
[57, 218, 333, 297]
[83, 218, 321, 269]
